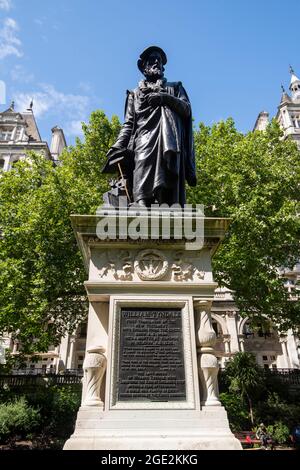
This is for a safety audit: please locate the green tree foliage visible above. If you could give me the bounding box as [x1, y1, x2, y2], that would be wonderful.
[0, 111, 120, 353]
[223, 352, 265, 425]
[219, 392, 250, 431]
[221, 354, 300, 432]
[189, 119, 300, 330]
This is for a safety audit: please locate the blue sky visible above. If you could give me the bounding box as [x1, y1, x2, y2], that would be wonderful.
[0, 0, 299, 146]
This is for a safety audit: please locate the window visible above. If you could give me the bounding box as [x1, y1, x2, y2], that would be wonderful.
[15, 127, 22, 141]
[270, 355, 276, 361]
[0, 130, 12, 141]
[212, 320, 222, 338]
[272, 364, 277, 370]
[243, 322, 254, 338]
[78, 355, 84, 361]
[264, 364, 269, 369]
[262, 355, 268, 361]
[0, 159, 4, 170]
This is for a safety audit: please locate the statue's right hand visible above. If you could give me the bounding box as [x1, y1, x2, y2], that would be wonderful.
[106, 147, 116, 158]
[106, 147, 125, 158]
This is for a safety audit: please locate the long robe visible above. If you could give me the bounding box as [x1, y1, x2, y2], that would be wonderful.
[111, 78, 196, 206]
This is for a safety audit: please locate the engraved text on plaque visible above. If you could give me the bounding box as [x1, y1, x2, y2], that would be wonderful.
[118, 308, 186, 401]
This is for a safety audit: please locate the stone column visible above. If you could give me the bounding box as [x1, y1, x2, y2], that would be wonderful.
[66, 334, 76, 370]
[82, 346, 106, 408]
[238, 335, 245, 352]
[225, 311, 240, 352]
[279, 336, 290, 368]
[194, 299, 221, 406]
[58, 334, 70, 372]
[223, 335, 231, 354]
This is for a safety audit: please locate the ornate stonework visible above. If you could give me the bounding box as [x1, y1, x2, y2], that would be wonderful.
[82, 346, 106, 407]
[97, 248, 206, 282]
[172, 251, 205, 281]
[99, 250, 133, 281]
[194, 300, 220, 406]
[134, 249, 169, 281]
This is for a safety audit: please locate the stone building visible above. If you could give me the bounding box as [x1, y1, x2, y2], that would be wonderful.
[254, 66, 300, 149]
[0, 101, 66, 172]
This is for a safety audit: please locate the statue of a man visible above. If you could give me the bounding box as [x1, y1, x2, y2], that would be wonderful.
[103, 46, 197, 207]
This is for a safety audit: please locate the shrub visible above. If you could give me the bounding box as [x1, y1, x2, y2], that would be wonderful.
[24, 384, 81, 438]
[47, 386, 81, 437]
[267, 421, 290, 445]
[255, 392, 300, 429]
[0, 397, 41, 442]
[219, 392, 250, 431]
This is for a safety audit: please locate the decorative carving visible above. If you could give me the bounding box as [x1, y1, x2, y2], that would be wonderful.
[198, 353, 220, 406]
[134, 249, 169, 280]
[196, 303, 216, 348]
[82, 346, 106, 407]
[226, 310, 236, 318]
[172, 251, 205, 281]
[99, 250, 133, 280]
[194, 300, 221, 406]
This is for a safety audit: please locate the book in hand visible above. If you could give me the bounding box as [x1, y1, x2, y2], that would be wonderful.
[102, 148, 133, 174]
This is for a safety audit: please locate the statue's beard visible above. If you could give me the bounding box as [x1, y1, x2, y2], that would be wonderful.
[143, 64, 164, 81]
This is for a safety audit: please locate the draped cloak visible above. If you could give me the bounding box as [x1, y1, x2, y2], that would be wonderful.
[111, 78, 196, 206]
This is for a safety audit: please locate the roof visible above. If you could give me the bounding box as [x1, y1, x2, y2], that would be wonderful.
[290, 72, 300, 85]
[22, 111, 41, 142]
[280, 91, 291, 104]
[0, 105, 41, 142]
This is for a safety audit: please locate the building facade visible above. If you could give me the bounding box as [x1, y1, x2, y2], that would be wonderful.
[0, 101, 66, 172]
[254, 66, 300, 149]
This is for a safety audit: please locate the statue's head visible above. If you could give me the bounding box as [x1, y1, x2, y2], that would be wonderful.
[137, 46, 167, 81]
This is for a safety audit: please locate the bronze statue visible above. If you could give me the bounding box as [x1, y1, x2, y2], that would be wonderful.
[103, 46, 196, 207]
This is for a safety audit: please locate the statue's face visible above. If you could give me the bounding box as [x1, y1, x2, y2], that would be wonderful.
[143, 52, 164, 80]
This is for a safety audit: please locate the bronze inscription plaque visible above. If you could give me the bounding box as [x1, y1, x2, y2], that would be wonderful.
[118, 307, 186, 401]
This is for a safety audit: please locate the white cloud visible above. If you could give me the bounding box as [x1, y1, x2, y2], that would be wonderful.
[0, 0, 12, 11]
[34, 18, 43, 27]
[11, 64, 34, 83]
[14, 83, 90, 136]
[0, 17, 22, 59]
[78, 81, 92, 93]
[64, 120, 84, 136]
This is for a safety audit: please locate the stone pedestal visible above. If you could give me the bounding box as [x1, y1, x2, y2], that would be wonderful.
[64, 209, 241, 450]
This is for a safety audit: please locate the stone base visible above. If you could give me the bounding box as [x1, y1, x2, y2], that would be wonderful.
[64, 407, 241, 450]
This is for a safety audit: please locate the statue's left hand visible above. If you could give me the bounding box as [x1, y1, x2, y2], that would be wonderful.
[147, 93, 162, 108]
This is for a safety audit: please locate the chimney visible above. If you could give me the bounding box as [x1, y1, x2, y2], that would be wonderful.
[50, 126, 67, 162]
[253, 111, 269, 131]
